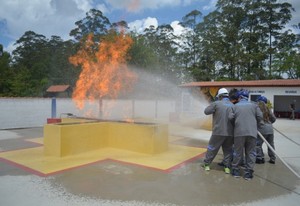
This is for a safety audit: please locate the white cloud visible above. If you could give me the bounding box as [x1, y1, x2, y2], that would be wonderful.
[74, 0, 93, 12]
[0, 0, 88, 42]
[128, 17, 158, 33]
[170, 21, 185, 36]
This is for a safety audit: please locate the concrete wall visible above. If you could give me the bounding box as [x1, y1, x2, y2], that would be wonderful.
[0, 98, 176, 129]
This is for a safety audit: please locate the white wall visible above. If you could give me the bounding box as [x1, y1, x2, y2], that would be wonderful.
[0, 98, 176, 129]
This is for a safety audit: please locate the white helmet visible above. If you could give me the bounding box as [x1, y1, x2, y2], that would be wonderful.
[217, 88, 228, 97]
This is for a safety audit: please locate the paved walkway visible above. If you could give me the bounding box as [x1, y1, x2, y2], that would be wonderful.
[0, 119, 299, 206]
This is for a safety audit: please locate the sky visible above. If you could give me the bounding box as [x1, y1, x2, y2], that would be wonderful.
[0, 0, 299, 53]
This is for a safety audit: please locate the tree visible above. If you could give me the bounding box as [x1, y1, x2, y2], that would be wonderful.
[128, 32, 158, 69]
[179, 10, 202, 72]
[141, 24, 181, 82]
[47, 36, 79, 87]
[259, 0, 294, 77]
[214, 0, 246, 79]
[12, 31, 50, 96]
[196, 0, 294, 80]
[196, 11, 222, 81]
[69, 9, 111, 42]
[0, 44, 12, 96]
[273, 30, 300, 78]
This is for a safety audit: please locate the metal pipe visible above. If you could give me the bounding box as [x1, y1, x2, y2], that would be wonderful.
[51, 97, 56, 118]
[257, 131, 300, 179]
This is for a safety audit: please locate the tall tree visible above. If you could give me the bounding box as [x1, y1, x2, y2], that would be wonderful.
[259, 0, 294, 77]
[179, 10, 202, 71]
[0, 44, 12, 96]
[69, 9, 111, 42]
[47, 36, 79, 87]
[12, 31, 50, 96]
[215, 0, 246, 79]
[196, 11, 222, 81]
[273, 30, 300, 79]
[128, 32, 158, 70]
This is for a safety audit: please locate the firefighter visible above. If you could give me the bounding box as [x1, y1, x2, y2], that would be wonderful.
[255, 96, 276, 164]
[203, 88, 234, 174]
[229, 90, 263, 180]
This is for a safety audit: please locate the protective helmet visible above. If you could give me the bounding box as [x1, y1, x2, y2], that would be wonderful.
[256, 96, 267, 104]
[217, 88, 229, 97]
[237, 90, 249, 98]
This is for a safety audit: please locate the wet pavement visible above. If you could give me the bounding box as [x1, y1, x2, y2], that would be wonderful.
[0, 119, 300, 206]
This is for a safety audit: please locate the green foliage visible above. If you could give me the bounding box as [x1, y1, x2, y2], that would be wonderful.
[69, 9, 111, 42]
[0, 44, 13, 96]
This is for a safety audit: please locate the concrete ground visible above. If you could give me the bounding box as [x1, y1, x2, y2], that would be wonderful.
[0, 119, 299, 206]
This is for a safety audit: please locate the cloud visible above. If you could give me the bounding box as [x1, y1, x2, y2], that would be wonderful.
[128, 17, 158, 33]
[170, 21, 186, 36]
[0, 0, 89, 42]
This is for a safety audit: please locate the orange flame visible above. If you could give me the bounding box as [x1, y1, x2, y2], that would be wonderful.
[69, 32, 137, 110]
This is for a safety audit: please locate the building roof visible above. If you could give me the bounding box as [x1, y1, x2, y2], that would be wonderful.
[46, 85, 70, 93]
[180, 79, 300, 88]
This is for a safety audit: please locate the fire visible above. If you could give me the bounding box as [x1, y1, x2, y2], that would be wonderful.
[124, 118, 135, 123]
[69, 32, 137, 110]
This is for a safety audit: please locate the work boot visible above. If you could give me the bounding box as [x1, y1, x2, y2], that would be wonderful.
[255, 158, 265, 164]
[244, 172, 253, 180]
[269, 159, 275, 164]
[224, 167, 230, 174]
[218, 162, 225, 167]
[244, 170, 254, 180]
[232, 169, 240, 178]
[202, 163, 210, 171]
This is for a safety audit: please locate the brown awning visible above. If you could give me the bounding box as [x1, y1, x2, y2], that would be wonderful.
[46, 85, 70, 93]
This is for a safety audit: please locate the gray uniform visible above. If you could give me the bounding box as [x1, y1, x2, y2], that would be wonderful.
[203, 97, 234, 168]
[229, 98, 263, 174]
[256, 109, 276, 162]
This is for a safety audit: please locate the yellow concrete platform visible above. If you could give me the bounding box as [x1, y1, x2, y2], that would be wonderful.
[44, 120, 169, 157]
[0, 137, 206, 176]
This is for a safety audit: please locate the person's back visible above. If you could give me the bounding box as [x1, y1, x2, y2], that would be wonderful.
[229, 90, 263, 180]
[258, 101, 276, 135]
[204, 98, 234, 137]
[203, 88, 234, 174]
[256, 97, 276, 164]
[233, 98, 262, 138]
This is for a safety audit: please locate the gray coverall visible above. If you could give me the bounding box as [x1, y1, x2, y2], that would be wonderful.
[229, 98, 263, 174]
[256, 110, 276, 162]
[203, 97, 234, 168]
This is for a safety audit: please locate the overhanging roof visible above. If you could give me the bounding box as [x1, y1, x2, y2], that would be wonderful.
[46, 85, 70, 93]
[180, 79, 300, 88]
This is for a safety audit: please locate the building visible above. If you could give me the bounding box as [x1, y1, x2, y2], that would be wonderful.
[180, 79, 300, 119]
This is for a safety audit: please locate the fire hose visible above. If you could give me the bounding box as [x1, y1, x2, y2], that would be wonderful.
[257, 131, 300, 179]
